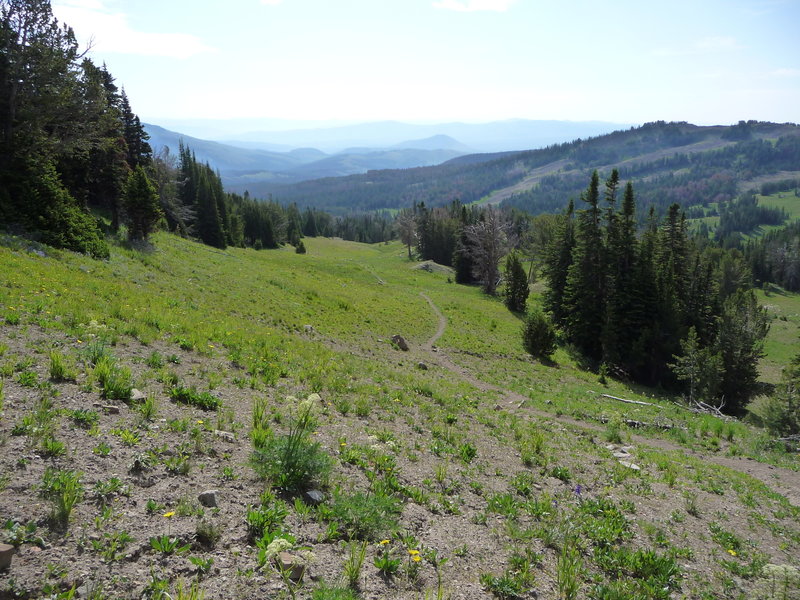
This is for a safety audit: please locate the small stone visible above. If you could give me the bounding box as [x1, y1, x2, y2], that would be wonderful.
[198, 490, 219, 508]
[612, 451, 630, 459]
[391, 334, 409, 351]
[307, 393, 322, 403]
[304, 490, 325, 506]
[214, 430, 235, 443]
[103, 405, 120, 415]
[0, 543, 14, 571]
[130, 389, 147, 402]
[417, 362, 428, 370]
[618, 460, 640, 471]
[276, 552, 305, 582]
[604, 444, 616, 450]
[303, 325, 314, 332]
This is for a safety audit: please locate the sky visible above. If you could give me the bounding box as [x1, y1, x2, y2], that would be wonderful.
[51, 0, 800, 128]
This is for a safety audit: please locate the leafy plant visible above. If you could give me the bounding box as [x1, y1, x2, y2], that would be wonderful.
[321, 490, 401, 541]
[91, 530, 134, 562]
[40, 468, 84, 526]
[49, 350, 77, 381]
[374, 540, 401, 576]
[250, 400, 332, 492]
[150, 534, 191, 555]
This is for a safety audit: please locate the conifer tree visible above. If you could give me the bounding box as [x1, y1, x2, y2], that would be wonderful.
[504, 252, 529, 312]
[563, 171, 605, 361]
[542, 199, 575, 325]
[603, 181, 639, 368]
[122, 165, 162, 241]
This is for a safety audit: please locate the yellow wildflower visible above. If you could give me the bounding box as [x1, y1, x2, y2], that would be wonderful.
[163, 511, 175, 518]
[412, 555, 421, 562]
[408, 549, 419, 556]
[727, 549, 737, 556]
[379, 539, 390, 545]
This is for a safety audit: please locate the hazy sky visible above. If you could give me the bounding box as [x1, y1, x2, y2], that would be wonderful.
[52, 0, 800, 127]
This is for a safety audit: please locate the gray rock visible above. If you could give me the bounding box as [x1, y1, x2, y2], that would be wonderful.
[618, 460, 641, 471]
[198, 490, 219, 508]
[391, 334, 409, 351]
[612, 451, 630, 459]
[303, 325, 314, 332]
[213, 430, 235, 443]
[130, 389, 147, 402]
[304, 490, 325, 505]
[417, 362, 428, 370]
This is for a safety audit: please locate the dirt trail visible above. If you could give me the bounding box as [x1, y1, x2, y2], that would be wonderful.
[420, 293, 800, 506]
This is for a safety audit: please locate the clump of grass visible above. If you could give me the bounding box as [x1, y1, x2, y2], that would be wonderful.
[49, 349, 77, 381]
[250, 400, 332, 492]
[92, 355, 132, 400]
[40, 467, 84, 527]
[169, 385, 221, 411]
[342, 540, 368, 589]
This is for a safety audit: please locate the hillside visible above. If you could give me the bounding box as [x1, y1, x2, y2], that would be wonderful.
[1, 234, 798, 599]
[257, 121, 800, 215]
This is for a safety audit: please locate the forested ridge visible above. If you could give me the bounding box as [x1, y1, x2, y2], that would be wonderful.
[260, 120, 800, 216]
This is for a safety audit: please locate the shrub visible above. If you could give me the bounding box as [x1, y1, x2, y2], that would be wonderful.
[522, 309, 557, 360]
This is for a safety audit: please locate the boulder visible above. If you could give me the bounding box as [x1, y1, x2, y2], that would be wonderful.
[304, 490, 325, 506]
[276, 552, 305, 581]
[198, 490, 219, 508]
[391, 334, 409, 351]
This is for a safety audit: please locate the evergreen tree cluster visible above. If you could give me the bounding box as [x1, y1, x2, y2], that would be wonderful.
[715, 193, 787, 243]
[543, 170, 770, 414]
[0, 0, 156, 255]
[745, 221, 800, 292]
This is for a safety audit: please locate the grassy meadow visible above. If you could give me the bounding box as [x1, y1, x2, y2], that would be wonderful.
[0, 232, 799, 599]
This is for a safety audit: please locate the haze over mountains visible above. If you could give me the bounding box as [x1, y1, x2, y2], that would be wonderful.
[144, 119, 627, 190]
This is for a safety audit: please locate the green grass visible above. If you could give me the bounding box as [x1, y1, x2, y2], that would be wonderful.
[756, 287, 800, 383]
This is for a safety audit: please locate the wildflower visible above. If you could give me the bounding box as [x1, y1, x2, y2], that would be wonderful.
[412, 555, 422, 562]
[379, 539, 390, 545]
[197, 420, 204, 424]
[727, 549, 737, 556]
[340, 442, 347, 447]
[163, 511, 175, 518]
[408, 549, 419, 556]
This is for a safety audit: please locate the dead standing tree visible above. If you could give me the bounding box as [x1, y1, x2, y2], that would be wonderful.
[465, 207, 508, 295]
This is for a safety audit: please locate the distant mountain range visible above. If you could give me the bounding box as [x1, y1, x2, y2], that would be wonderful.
[144, 119, 628, 191]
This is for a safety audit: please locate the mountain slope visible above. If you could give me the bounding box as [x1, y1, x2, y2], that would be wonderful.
[0, 233, 797, 599]
[257, 121, 800, 214]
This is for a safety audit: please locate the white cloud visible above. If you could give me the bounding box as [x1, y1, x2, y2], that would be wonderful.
[433, 0, 517, 12]
[52, 0, 215, 59]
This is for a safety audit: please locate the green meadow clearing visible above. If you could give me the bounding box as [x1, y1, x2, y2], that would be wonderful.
[0, 233, 799, 599]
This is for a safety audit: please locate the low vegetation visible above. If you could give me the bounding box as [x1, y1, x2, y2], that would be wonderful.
[0, 230, 798, 599]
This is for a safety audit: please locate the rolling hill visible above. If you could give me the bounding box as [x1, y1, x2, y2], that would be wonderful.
[255, 121, 800, 215]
